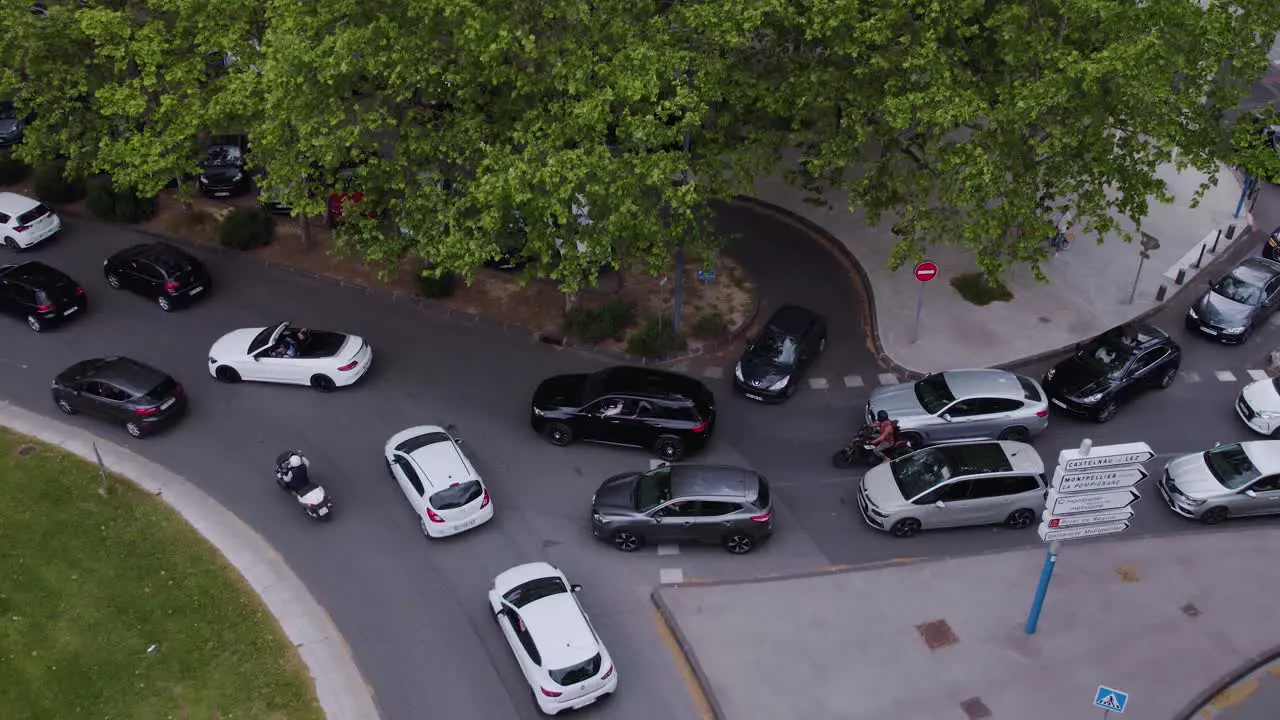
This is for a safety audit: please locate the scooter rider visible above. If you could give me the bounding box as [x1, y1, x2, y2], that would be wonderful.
[870, 410, 897, 463]
[279, 453, 310, 491]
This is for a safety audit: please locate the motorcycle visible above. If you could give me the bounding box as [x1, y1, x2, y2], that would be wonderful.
[831, 422, 915, 469]
[274, 450, 334, 521]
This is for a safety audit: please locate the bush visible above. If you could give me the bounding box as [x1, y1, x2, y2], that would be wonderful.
[114, 188, 157, 223]
[218, 206, 275, 250]
[417, 270, 459, 299]
[0, 152, 30, 185]
[950, 272, 1014, 306]
[32, 161, 84, 203]
[690, 312, 731, 340]
[564, 299, 637, 343]
[85, 178, 116, 220]
[86, 177, 160, 224]
[626, 316, 687, 358]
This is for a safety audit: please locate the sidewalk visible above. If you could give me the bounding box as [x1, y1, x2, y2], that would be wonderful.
[0, 401, 383, 720]
[752, 157, 1253, 374]
[654, 527, 1280, 720]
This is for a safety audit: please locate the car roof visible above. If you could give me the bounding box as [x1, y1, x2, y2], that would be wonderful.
[114, 242, 193, 265]
[1231, 257, 1280, 284]
[520, 592, 599, 670]
[917, 441, 1044, 477]
[404, 433, 474, 492]
[596, 366, 708, 404]
[670, 464, 753, 500]
[939, 369, 1028, 400]
[0, 261, 72, 287]
[762, 305, 820, 336]
[494, 562, 560, 595]
[1242, 441, 1280, 471]
[66, 357, 169, 396]
[1096, 322, 1169, 350]
[0, 192, 41, 215]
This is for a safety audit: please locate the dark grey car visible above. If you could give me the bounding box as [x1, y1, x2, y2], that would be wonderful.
[1186, 257, 1280, 344]
[590, 464, 773, 554]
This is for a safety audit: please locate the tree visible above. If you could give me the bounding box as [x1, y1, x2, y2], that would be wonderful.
[1232, 106, 1280, 185]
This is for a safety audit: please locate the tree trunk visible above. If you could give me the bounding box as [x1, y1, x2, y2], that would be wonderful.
[299, 214, 312, 250]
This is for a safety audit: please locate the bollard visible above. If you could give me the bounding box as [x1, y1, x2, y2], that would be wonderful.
[1191, 244, 1206, 269]
[1226, 224, 1237, 240]
[1211, 228, 1222, 253]
[1155, 284, 1167, 301]
[1175, 267, 1187, 285]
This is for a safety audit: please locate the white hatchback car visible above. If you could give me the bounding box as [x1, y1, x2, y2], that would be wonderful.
[488, 562, 618, 715]
[383, 425, 493, 538]
[1237, 375, 1280, 436]
[0, 192, 61, 250]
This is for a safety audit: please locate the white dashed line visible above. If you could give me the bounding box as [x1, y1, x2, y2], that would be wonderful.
[809, 377, 829, 390]
[877, 374, 900, 385]
[1181, 371, 1202, 383]
[659, 568, 684, 585]
[843, 375, 864, 388]
[656, 544, 680, 556]
[1248, 369, 1270, 381]
[1215, 371, 1238, 382]
[702, 366, 724, 380]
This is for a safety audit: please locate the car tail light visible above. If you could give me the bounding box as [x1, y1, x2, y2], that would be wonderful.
[691, 421, 708, 433]
[601, 664, 614, 680]
[540, 688, 563, 698]
[164, 282, 179, 295]
[35, 303, 54, 312]
[338, 361, 359, 371]
[425, 508, 444, 523]
[13, 225, 28, 233]
[750, 511, 771, 523]
[1035, 409, 1048, 418]
[134, 406, 157, 416]
[480, 489, 490, 508]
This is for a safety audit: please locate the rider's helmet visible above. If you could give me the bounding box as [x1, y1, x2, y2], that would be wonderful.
[876, 410, 889, 423]
[287, 454, 304, 468]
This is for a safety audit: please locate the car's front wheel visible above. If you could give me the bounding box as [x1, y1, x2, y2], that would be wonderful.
[890, 518, 921, 538]
[55, 397, 77, 415]
[106, 272, 122, 289]
[544, 422, 573, 447]
[1094, 399, 1119, 423]
[611, 531, 642, 552]
[1200, 506, 1229, 525]
[214, 366, 241, 383]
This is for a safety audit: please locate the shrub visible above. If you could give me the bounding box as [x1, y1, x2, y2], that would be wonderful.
[564, 299, 637, 344]
[417, 270, 459, 299]
[32, 161, 84, 203]
[691, 312, 731, 340]
[950, 272, 1013, 306]
[0, 152, 30, 185]
[85, 178, 117, 220]
[626, 316, 687, 358]
[218, 206, 274, 250]
[113, 188, 157, 223]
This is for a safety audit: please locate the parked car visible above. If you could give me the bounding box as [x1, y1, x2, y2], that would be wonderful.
[256, 168, 294, 215]
[383, 425, 493, 538]
[103, 242, 211, 311]
[1186, 257, 1280, 344]
[1160, 441, 1280, 524]
[208, 320, 372, 391]
[0, 192, 61, 250]
[1265, 226, 1280, 263]
[1042, 322, 1181, 422]
[0, 100, 35, 147]
[487, 562, 618, 715]
[197, 135, 250, 198]
[1237, 376, 1280, 436]
[326, 165, 375, 227]
[52, 357, 186, 438]
[857, 441, 1046, 538]
[0, 261, 85, 332]
[865, 369, 1049, 446]
[733, 304, 827, 402]
[591, 463, 773, 554]
[530, 366, 716, 461]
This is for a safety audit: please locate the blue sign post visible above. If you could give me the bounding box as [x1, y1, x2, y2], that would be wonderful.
[1023, 540, 1061, 634]
[1093, 685, 1129, 717]
[696, 268, 716, 282]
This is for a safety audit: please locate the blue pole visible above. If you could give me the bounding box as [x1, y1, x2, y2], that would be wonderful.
[1235, 176, 1253, 219]
[1024, 541, 1062, 635]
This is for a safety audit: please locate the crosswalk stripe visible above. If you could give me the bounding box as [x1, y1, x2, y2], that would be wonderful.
[809, 377, 829, 390]
[843, 375, 864, 388]
[1215, 371, 1238, 382]
[877, 373, 900, 385]
[659, 568, 684, 584]
[1181, 371, 1202, 383]
[1248, 369, 1270, 381]
[657, 544, 680, 556]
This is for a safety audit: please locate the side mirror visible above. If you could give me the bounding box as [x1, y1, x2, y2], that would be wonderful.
[1245, 489, 1258, 498]
[571, 584, 582, 593]
[941, 413, 952, 422]
[653, 516, 664, 523]
[454, 438, 464, 445]
[934, 500, 946, 509]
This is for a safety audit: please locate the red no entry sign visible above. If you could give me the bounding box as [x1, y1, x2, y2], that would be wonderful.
[913, 261, 939, 282]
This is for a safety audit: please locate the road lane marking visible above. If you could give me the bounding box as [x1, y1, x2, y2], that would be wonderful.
[657, 544, 680, 556]
[651, 609, 716, 720]
[1181, 371, 1202, 383]
[1248, 369, 1269, 380]
[1215, 371, 1237, 382]
[843, 375, 864, 388]
[877, 373, 899, 385]
[702, 367, 723, 380]
[660, 568, 684, 584]
[808, 377, 829, 390]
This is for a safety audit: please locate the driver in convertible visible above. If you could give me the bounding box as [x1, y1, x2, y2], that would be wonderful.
[272, 328, 311, 358]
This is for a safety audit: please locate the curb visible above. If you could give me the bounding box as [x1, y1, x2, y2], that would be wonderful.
[1172, 645, 1280, 720]
[651, 588, 729, 720]
[0, 401, 384, 720]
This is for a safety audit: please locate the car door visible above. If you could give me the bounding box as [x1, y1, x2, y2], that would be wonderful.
[1260, 276, 1280, 323]
[946, 398, 1019, 441]
[251, 342, 303, 384]
[963, 474, 1039, 525]
[498, 606, 544, 688]
[578, 396, 635, 443]
[1121, 347, 1170, 399]
[389, 454, 428, 515]
[1238, 474, 1280, 517]
[689, 500, 745, 544]
[918, 480, 976, 528]
[934, 399, 992, 441]
[648, 499, 702, 543]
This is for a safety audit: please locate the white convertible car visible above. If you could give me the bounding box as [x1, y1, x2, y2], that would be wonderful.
[207, 320, 372, 391]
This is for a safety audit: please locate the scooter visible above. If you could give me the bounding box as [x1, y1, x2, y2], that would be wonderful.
[274, 450, 334, 521]
[831, 422, 915, 469]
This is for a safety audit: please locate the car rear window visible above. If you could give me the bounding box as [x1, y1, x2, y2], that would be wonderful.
[1017, 376, 1042, 402]
[16, 204, 50, 225]
[395, 431, 451, 454]
[428, 480, 482, 510]
[549, 653, 602, 687]
[751, 476, 771, 510]
[140, 377, 178, 404]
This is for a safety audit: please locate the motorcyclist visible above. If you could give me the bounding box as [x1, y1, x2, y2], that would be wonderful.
[278, 453, 310, 491]
[869, 410, 897, 463]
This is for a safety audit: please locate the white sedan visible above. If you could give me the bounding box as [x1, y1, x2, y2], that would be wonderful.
[1238, 375, 1280, 436]
[384, 425, 494, 538]
[208, 320, 372, 391]
[488, 562, 618, 715]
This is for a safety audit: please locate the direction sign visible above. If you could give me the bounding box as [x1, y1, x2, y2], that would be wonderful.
[1058, 442, 1154, 471]
[1057, 468, 1148, 494]
[1041, 508, 1135, 529]
[1094, 685, 1129, 713]
[1049, 489, 1140, 515]
[1038, 521, 1130, 543]
[913, 261, 938, 282]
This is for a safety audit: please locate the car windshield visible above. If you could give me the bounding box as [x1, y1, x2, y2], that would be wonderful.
[502, 576, 568, 608]
[745, 328, 799, 365]
[550, 653, 603, 687]
[1074, 339, 1134, 376]
[249, 324, 283, 352]
[633, 467, 672, 511]
[0, 101, 15, 120]
[1212, 274, 1264, 305]
[205, 145, 242, 167]
[428, 480, 483, 510]
[890, 444, 1012, 500]
[913, 374, 956, 415]
[1203, 444, 1262, 490]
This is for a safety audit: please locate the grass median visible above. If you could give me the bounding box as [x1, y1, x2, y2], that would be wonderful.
[0, 428, 323, 720]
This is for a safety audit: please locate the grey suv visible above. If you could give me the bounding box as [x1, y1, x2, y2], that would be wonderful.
[867, 369, 1049, 445]
[591, 464, 773, 554]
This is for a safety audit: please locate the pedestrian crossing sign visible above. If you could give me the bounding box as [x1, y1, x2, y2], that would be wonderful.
[1093, 685, 1128, 713]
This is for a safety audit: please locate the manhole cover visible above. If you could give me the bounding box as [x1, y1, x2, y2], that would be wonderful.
[960, 697, 993, 719]
[916, 619, 958, 650]
[1181, 603, 1201, 618]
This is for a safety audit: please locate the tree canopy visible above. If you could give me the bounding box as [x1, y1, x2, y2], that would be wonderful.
[2, 0, 1278, 286]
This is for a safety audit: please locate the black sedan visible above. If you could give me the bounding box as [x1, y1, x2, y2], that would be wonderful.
[52, 357, 187, 438]
[197, 135, 249, 198]
[1042, 322, 1181, 423]
[733, 305, 827, 402]
[104, 242, 211, 312]
[0, 260, 86, 332]
[1186, 257, 1280, 344]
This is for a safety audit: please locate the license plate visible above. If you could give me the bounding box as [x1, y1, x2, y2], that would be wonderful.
[189, 286, 204, 295]
[317, 507, 329, 516]
[456, 518, 478, 530]
[745, 393, 763, 401]
[160, 398, 176, 410]
[214, 191, 230, 197]
[1201, 327, 1218, 336]
[1051, 399, 1066, 409]
[62, 306, 78, 316]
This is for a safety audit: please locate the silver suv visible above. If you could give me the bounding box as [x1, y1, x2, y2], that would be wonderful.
[858, 441, 1046, 537]
[866, 369, 1049, 446]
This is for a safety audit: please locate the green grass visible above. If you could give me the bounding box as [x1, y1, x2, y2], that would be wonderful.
[0, 428, 323, 720]
[950, 271, 1014, 306]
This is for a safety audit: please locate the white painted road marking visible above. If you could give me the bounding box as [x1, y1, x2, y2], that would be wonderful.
[1215, 371, 1238, 382]
[877, 374, 900, 385]
[1248, 369, 1270, 381]
[657, 544, 680, 556]
[1181, 371, 1202, 383]
[843, 375, 864, 388]
[660, 568, 684, 584]
[702, 366, 723, 380]
[809, 377, 829, 390]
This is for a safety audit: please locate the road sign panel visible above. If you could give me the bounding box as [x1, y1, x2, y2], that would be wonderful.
[1041, 508, 1135, 529]
[913, 261, 938, 282]
[1056, 468, 1149, 494]
[1058, 442, 1154, 471]
[1094, 685, 1129, 713]
[1048, 489, 1140, 514]
[1037, 520, 1130, 542]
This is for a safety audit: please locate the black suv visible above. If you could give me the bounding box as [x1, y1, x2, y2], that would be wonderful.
[0, 261, 86, 332]
[103, 242, 212, 312]
[591, 463, 773, 554]
[197, 134, 249, 197]
[530, 366, 716, 461]
[1042, 321, 1181, 423]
